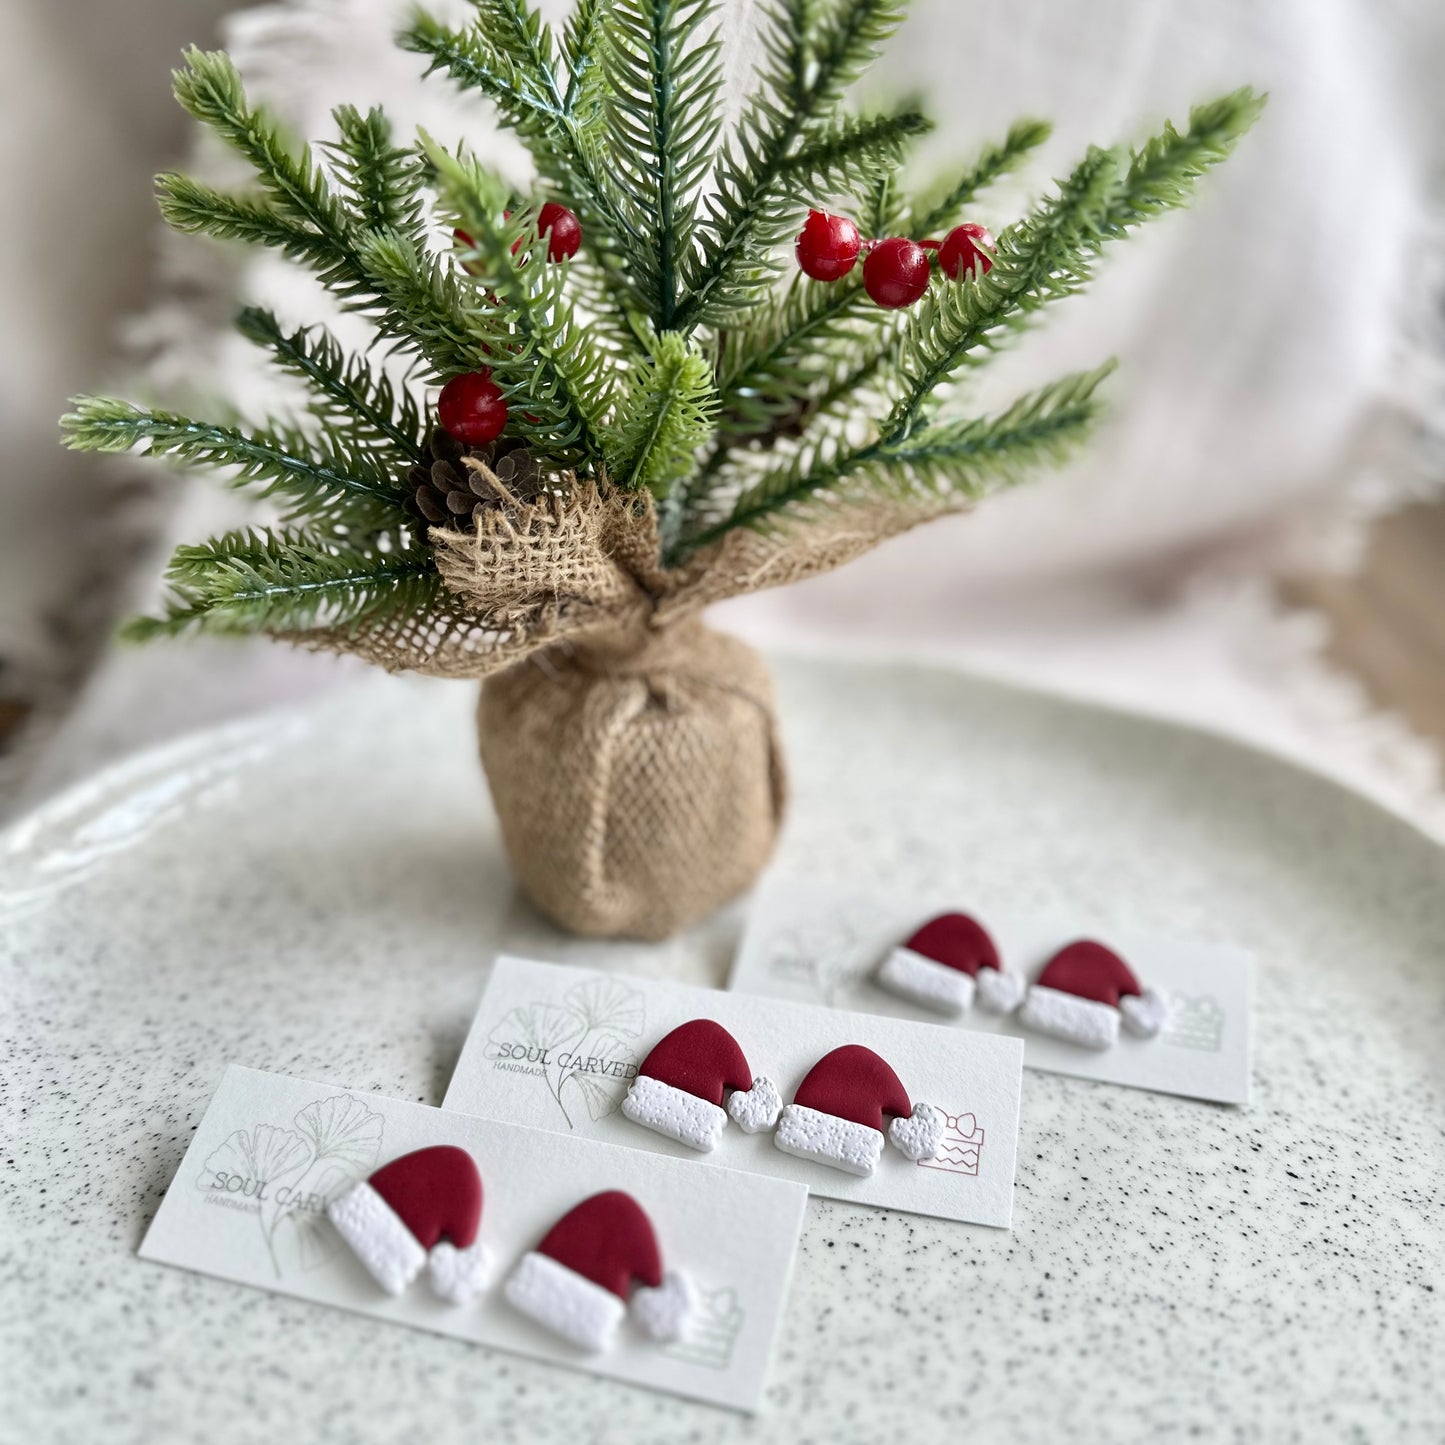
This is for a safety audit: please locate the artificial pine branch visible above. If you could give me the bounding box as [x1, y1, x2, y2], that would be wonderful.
[235, 308, 426, 465]
[675, 0, 910, 329]
[160, 49, 493, 372]
[424, 140, 616, 467]
[597, 0, 723, 330]
[680, 364, 1114, 550]
[606, 332, 718, 497]
[64, 3, 1263, 643]
[324, 105, 427, 239]
[400, 9, 566, 146]
[154, 176, 334, 263]
[169, 49, 363, 279]
[60, 398, 412, 533]
[707, 115, 1038, 453]
[879, 91, 1263, 445]
[908, 117, 1051, 237]
[123, 529, 438, 639]
[562, 0, 607, 111]
[402, 2, 650, 318]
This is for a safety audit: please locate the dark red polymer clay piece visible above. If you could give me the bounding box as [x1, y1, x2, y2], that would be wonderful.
[635, 1019, 754, 1106]
[903, 912, 1001, 976]
[368, 1145, 483, 1250]
[1035, 940, 1142, 1007]
[791, 1045, 913, 1132]
[534, 1190, 663, 1301]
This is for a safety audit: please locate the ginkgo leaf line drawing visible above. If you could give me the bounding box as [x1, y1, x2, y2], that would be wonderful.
[198, 1095, 384, 1277]
[484, 983, 646, 1127]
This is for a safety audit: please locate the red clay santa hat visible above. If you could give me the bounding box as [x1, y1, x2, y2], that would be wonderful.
[504, 1190, 693, 1352]
[875, 912, 1024, 1016]
[1017, 940, 1168, 1049]
[773, 1045, 945, 1176]
[622, 1019, 781, 1151]
[327, 1145, 491, 1305]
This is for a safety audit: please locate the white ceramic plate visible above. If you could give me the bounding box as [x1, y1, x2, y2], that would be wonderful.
[2, 657, 1442, 1442]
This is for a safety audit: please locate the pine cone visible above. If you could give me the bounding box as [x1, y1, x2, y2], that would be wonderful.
[406, 428, 543, 530]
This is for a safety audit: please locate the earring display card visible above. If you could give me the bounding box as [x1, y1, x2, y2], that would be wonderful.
[139, 1066, 808, 1412]
[443, 956, 1023, 1227]
[728, 879, 1255, 1106]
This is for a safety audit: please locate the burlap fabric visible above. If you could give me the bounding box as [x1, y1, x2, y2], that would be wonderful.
[294, 465, 971, 937]
[478, 618, 783, 938]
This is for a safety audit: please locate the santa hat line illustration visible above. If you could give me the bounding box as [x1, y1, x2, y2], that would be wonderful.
[328, 1151, 691, 1353]
[873, 913, 1168, 1050]
[623, 1021, 945, 1176]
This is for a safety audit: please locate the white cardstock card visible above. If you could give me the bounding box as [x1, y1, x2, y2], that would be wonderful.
[443, 956, 1024, 1228]
[140, 1065, 808, 1412]
[728, 878, 1255, 1106]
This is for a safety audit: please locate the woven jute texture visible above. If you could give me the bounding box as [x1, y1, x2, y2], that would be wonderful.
[479, 617, 785, 938]
[293, 473, 967, 936]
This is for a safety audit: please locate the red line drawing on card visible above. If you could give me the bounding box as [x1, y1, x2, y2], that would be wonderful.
[916, 1111, 985, 1176]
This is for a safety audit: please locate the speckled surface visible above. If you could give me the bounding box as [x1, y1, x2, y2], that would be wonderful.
[2, 656, 1442, 1444]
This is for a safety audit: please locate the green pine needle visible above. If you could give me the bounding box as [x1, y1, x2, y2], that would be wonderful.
[154, 175, 329, 263]
[679, 363, 1115, 554]
[125, 529, 440, 640]
[171, 48, 354, 252]
[606, 331, 717, 497]
[675, 0, 914, 330]
[908, 116, 1052, 237]
[60, 397, 411, 533]
[421, 136, 617, 467]
[596, 0, 724, 329]
[324, 105, 426, 239]
[235, 307, 426, 464]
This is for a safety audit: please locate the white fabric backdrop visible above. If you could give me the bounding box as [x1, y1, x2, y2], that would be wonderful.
[6, 0, 1444, 831]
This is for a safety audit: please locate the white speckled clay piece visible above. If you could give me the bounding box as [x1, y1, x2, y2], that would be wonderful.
[621, 1074, 728, 1151]
[504, 1251, 626, 1353]
[974, 966, 1026, 1015]
[427, 1240, 492, 1306]
[1119, 988, 1168, 1037]
[630, 1272, 694, 1342]
[1017, 984, 1121, 1049]
[773, 1103, 885, 1176]
[888, 1101, 946, 1161]
[327, 1182, 427, 1296]
[726, 1076, 783, 1133]
[875, 947, 975, 1013]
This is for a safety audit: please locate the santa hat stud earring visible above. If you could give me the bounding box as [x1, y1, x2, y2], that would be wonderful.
[327, 1145, 492, 1304]
[774, 1045, 945, 1176]
[504, 1190, 693, 1352]
[1017, 940, 1168, 1049]
[622, 1019, 782, 1151]
[876, 912, 1024, 1016]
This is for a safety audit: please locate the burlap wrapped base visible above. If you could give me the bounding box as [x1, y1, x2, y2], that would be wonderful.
[293, 467, 975, 939]
[477, 618, 785, 940]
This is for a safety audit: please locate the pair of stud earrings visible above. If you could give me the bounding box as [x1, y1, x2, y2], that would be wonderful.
[328, 1148, 691, 1353]
[876, 913, 1169, 1049]
[620, 1020, 946, 1178]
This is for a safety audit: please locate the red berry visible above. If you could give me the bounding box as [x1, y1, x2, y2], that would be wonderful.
[438, 370, 508, 445]
[538, 202, 582, 262]
[795, 209, 861, 281]
[938, 222, 995, 280]
[863, 237, 931, 308]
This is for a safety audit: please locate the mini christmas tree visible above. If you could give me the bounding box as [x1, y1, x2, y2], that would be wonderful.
[61, 0, 1263, 939]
